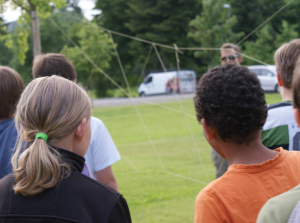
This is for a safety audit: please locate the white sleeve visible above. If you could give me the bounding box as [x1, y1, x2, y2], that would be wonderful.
[89, 117, 120, 172]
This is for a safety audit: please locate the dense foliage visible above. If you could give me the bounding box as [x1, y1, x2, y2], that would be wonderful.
[0, 0, 299, 97]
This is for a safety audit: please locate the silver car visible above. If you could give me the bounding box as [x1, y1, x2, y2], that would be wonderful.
[247, 65, 279, 92]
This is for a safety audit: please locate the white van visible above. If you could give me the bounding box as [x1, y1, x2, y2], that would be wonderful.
[138, 70, 197, 96]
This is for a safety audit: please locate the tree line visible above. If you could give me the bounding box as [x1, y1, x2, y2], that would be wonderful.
[0, 0, 299, 97]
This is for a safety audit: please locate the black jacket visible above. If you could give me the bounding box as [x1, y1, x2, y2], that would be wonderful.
[0, 147, 132, 223]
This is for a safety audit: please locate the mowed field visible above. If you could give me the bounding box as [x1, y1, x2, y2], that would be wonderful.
[92, 93, 282, 223]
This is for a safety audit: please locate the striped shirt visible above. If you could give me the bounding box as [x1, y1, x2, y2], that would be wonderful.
[262, 101, 300, 151]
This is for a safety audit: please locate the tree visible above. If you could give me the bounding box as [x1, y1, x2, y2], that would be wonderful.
[188, 0, 243, 69]
[229, 0, 300, 44]
[243, 24, 275, 65]
[125, 0, 203, 73]
[94, 0, 204, 81]
[3, 9, 83, 83]
[275, 20, 298, 48]
[94, 0, 133, 80]
[61, 21, 115, 97]
[0, 0, 65, 62]
[243, 20, 299, 66]
[0, 17, 13, 65]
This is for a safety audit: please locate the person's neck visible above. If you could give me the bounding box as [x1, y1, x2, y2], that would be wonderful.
[50, 134, 74, 153]
[280, 87, 293, 102]
[221, 139, 278, 166]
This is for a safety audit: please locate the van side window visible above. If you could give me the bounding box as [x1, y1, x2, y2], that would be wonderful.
[145, 76, 153, 84]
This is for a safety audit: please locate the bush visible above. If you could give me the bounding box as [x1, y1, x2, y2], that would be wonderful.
[106, 87, 139, 98]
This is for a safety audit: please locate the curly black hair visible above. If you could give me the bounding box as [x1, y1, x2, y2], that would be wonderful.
[194, 63, 267, 144]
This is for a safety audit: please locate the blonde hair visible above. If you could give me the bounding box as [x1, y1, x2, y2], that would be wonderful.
[12, 76, 91, 196]
[275, 39, 300, 89]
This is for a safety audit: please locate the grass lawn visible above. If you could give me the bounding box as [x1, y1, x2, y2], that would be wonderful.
[92, 93, 282, 223]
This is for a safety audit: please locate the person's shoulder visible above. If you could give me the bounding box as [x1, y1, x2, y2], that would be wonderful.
[257, 184, 300, 223]
[0, 118, 17, 134]
[268, 183, 300, 204]
[91, 116, 107, 131]
[57, 172, 128, 222]
[267, 101, 293, 111]
[283, 149, 300, 159]
[263, 102, 294, 131]
[0, 174, 14, 190]
[66, 171, 121, 199]
[0, 174, 14, 214]
[91, 116, 103, 124]
[196, 175, 229, 200]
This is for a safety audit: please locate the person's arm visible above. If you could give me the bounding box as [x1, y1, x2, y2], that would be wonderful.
[94, 166, 119, 192]
[88, 117, 120, 189]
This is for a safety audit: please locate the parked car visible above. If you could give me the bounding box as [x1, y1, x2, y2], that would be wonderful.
[247, 65, 279, 92]
[138, 70, 197, 96]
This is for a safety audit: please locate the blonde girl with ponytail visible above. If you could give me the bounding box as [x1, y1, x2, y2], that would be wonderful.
[0, 76, 131, 223]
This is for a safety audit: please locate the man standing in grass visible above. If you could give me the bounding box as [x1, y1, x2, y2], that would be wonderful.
[212, 43, 243, 179]
[261, 39, 300, 151]
[194, 64, 300, 223]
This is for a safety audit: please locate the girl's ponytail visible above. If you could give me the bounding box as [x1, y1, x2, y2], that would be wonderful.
[12, 76, 91, 196]
[12, 138, 67, 196]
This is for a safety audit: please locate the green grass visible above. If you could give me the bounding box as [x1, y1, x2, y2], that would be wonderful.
[92, 93, 282, 223]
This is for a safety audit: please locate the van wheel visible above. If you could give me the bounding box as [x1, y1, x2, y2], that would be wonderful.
[139, 92, 146, 97]
[275, 84, 280, 93]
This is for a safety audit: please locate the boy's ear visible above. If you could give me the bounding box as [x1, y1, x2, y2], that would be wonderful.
[75, 118, 87, 142]
[276, 73, 284, 87]
[201, 118, 217, 141]
[294, 108, 300, 127]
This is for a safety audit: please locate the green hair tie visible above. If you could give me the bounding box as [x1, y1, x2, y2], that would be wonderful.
[35, 133, 48, 142]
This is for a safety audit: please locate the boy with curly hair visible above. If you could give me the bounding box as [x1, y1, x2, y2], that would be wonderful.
[194, 64, 300, 223]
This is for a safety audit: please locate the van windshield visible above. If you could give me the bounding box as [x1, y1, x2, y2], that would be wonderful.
[144, 76, 153, 84]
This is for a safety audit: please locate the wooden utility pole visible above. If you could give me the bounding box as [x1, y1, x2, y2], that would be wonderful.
[30, 4, 41, 57]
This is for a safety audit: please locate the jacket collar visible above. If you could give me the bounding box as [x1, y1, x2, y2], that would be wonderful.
[51, 146, 85, 173]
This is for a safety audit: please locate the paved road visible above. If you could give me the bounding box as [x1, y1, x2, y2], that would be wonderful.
[92, 93, 195, 108]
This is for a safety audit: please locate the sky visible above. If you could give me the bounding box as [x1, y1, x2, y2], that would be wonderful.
[1, 0, 98, 23]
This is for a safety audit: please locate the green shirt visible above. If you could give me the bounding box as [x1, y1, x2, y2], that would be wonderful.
[262, 101, 300, 151]
[256, 184, 300, 223]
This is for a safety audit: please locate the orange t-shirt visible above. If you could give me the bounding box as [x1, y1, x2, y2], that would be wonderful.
[195, 148, 300, 223]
